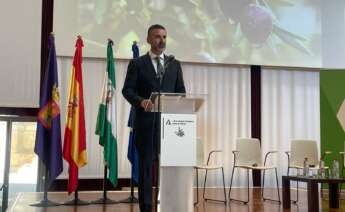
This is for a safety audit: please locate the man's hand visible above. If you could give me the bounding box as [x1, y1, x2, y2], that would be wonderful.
[140, 99, 153, 112]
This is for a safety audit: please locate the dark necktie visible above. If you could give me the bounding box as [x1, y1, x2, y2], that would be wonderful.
[155, 56, 164, 84]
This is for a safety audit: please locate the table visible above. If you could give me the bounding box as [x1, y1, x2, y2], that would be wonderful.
[282, 175, 345, 212]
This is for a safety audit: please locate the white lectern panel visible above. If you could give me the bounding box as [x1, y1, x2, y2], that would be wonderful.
[160, 113, 196, 166]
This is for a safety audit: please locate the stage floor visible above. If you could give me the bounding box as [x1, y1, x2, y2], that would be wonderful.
[7, 188, 345, 212]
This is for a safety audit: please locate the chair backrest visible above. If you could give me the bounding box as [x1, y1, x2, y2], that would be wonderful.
[235, 138, 262, 166]
[290, 139, 318, 167]
[343, 141, 345, 167]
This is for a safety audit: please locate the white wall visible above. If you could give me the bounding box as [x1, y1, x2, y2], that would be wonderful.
[0, 1, 41, 107]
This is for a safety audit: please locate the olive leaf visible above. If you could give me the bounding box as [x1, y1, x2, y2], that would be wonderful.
[272, 24, 311, 55]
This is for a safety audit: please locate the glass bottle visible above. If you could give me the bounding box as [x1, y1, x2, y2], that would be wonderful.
[303, 157, 309, 177]
[332, 158, 339, 178]
[318, 158, 325, 178]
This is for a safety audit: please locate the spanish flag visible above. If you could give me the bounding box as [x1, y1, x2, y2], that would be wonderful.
[63, 36, 87, 194]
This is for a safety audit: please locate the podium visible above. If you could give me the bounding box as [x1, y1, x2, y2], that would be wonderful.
[150, 93, 204, 212]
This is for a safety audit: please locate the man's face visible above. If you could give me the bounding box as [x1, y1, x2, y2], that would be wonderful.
[147, 28, 167, 54]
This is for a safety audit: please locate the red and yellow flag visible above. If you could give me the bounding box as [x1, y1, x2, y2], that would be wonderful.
[63, 36, 87, 193]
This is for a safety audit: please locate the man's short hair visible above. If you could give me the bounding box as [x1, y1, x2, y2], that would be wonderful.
[147, 24, 166, 36]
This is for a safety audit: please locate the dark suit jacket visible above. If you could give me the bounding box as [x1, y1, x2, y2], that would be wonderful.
[122, 52, 186, 155]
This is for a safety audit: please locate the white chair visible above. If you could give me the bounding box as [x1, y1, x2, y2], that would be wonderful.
[228, 138, 280, 204]
[285, 139, 331, 203]
[339, 141, 345, 192]
[194, 139, 226, 205]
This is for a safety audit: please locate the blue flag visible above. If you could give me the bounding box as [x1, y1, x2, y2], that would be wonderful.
[34, 35, 63, 186]
[127, 106, 138, 183]
[127, 41, 139, 183]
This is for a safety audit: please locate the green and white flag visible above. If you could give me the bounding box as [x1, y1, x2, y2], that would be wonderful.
[95, 40, 118, 186]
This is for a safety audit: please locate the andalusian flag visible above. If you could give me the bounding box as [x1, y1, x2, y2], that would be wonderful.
[63, 36, 87, 193]
[95, 39, 118, 186]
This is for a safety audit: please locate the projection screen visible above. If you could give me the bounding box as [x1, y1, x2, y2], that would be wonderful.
[54, 0, 345, 68]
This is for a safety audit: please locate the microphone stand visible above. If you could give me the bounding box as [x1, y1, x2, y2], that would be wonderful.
[154, 55, 173, 212]
[155, 57, 170, 212]
[154, 73, 162, 212]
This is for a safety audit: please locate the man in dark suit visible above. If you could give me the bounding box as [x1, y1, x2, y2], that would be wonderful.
[122, 24, 186, 212]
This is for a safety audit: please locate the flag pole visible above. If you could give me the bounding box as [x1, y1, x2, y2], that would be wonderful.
[118, 172, 139, 203]
[31, 167, 60, 207]
[63, 186, 89, 205]
[119, 112, 139, 203]
[62, 36, 89, 206]
[91, 165, 118, 204]
[92, 38, 119, 204]
[31, 34, 62, 207]
[119, 41, 140, 204]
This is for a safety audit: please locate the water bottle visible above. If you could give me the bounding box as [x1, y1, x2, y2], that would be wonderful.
[332, 158, 339, 178]
[303, 158, 309, 177]
[318, 159, 325, 178]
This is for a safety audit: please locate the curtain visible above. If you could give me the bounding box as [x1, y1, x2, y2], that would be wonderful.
[56, 57, 251, 187]
[261, 68, 320, 187]
[183, 63, 251, 187]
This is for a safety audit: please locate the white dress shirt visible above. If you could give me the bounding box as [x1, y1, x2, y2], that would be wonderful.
[149, 51, 164, 73]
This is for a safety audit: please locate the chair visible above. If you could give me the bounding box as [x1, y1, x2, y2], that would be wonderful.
[285, 139, 331, 203]
[194, 139, 227, 205]
[228, 138, 280, 204]
[339, 141, 345, 192]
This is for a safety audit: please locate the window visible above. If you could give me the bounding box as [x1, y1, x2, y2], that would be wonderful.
[9, 122, 38, 189]
[0, 117, 37, 210]
[0, 121, 7, 209]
